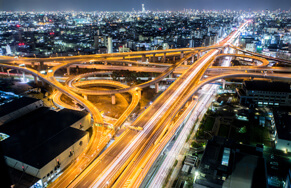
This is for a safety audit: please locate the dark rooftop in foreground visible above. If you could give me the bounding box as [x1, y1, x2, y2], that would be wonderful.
[195, 136, 267, 188]
[273, 109, 291, 141]
[244, 81, 291, 93]
[0, 107, 88, 169]
[0, 97, 40, 117]
[8, 166, 41, 188]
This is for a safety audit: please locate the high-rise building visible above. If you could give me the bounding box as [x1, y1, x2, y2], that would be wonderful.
[142, 4, 145, 13]
[107, 37, 113, 54]
[6, 44, 11, 55]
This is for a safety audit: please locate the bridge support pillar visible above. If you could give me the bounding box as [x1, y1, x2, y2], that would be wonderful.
[31, 62, 35, 68]
[163, 53, 166, 63]
[83, 94, 88, 100]
[197, 52, 200, 59]
[34, 76, 38, 84]
[39, 61, 44, 71]
[180, 52, 184, 59]
[173, 56, 176, 62]
[191, 55, 195, 63]
[152, 54, 156, 62]
[22, 72, 26, 82]
[137, 89, 141, 97]
[155, 82, 159, 93]
[67, 67, 70, 75]
[111, 94, 116, 105]
[169, 73, 173, 79]
[104, 61, 107, 65]
[1, 66, 4, 72]
[142, 54, 146, 62]
[7, 69, 10, 76]
[222, 79, 226, 90]
[184, 60, 187, 65]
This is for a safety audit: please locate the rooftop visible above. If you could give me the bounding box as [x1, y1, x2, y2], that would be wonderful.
[244, 81, 291, 93]
[196, 136, 267, 188]
[0, 97, 40, 117]
[0, 107, 88, 169]
[274, 108, 291, 141]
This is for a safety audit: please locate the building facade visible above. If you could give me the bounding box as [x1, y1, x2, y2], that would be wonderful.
[0, 107, 91, 187]
[237, 81, 291, 107]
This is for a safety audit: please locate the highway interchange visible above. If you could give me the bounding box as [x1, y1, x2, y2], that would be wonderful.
[0, 20, 291, 188]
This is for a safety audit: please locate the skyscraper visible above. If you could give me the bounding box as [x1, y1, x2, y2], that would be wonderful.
[107, 37, 113, 54]
[6, 44, 11, 55]
[142, 4, 145, 12]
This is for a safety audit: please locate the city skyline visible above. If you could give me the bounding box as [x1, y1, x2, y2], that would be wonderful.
[0, 0, 290, 12]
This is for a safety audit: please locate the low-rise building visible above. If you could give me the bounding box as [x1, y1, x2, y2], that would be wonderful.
[194, 136, 267, 188]
[237, 81, 291, 107]
[273, 109, 291, 153]
[0, 97, 43, 126]
[0, 107, 91, 187]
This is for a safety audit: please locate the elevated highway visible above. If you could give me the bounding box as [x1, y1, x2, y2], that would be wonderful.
[0, 45, 224, 63]
[63, 53, 195, 95]
[66, 21, 249, 188]
[99, 21, 291, 188]
[229, 44, 291, 64]
[4, 20, 286, 188]
[0, 63, 112, 188]
[67, 64, 188, 73]
[214, 53, 270, 67]
[54, 79, 141, 129]
[145, 71, 291, 188]
[209, 66, 291, 72]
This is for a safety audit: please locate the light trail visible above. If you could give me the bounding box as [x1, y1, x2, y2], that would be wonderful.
[3, 20, 290, 188]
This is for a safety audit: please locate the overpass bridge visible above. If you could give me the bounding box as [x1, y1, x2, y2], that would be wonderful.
[2, 20, 290, 188]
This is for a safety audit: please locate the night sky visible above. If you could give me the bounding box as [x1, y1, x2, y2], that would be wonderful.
[0, 0, 290, 11]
